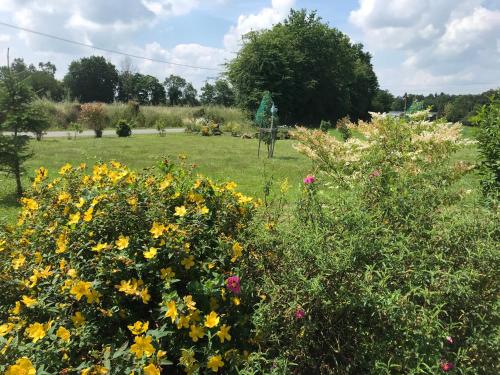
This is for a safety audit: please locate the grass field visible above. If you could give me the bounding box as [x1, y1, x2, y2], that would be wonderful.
[0, 128, 480, 224]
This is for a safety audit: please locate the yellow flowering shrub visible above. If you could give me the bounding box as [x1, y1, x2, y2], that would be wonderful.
[0, 159, 256, 374]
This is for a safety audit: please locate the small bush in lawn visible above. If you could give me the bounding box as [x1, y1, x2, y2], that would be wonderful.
[115, 119, 132, 137]
[79, 103, 107, 138]
[0, 160, 257, 374]
[242, 112, 498, 374]
[319, 120, 331, 133]
[155, 119, 167, 137]
[335, 116, 351, 141]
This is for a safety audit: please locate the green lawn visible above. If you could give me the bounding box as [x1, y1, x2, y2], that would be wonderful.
[0, 133, 313, 223]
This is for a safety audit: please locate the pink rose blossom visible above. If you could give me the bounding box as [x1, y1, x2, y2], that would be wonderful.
[295, 308, 305, 319]
[226, 276, 241, 294]
[446, 336, 453, 344]
[303, 175, 315, 184]
[440, 361, 454, 372]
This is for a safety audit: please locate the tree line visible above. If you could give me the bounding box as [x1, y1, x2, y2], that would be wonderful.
[0, 56, 235, 107]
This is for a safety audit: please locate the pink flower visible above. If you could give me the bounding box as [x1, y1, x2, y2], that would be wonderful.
[303, 175, 315, 184]
[226, 276, 241, 294]
[440, 361, 454, 372]
[446, 336, 453, 344]
[369, 169, 381, 178]
[295, 308, 305, 320]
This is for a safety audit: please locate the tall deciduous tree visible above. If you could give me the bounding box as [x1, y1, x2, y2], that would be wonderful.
[0, 65, 50, 196]
[64, 56, 118, 103]
[227, 9, 379, 124]
[164, 75, 186, 106]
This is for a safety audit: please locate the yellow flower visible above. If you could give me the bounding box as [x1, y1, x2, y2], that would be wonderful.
[21, 295, 37, 308]
[128, 321, 149, 335]
[216, 324, 231, 343]
[71, 311, 85, 327]
[59, 163, 72, 175]
[12, 254, 26, 270]
[91, 242, 109, 253]
[174, 206, 187, 217]
[56, 232, 68, 254]
[57, 192, 72, 204]
[25, 322, 48, 343]
[143, 247, 158, 259]
[231, 242, 243, 262]
[198, 206, 209, 215]
[116, 280, 136, 295]
[75, 197, 86, 208]
[143, 363, 161, 375]
[232, 297, 241, 306]
[180, 349, 197, 368]
[115, 235, 130, 250]
[157, 350, 167, 359]
[160, 267, 175, 280]
[70, 280, 92, 301]
[183, 295, 197, 311]
[20, 198, 39, 211]
[67, 268, 77, 278]
[83, 207, 94, 222]
[130, 335, 155, 358]
[165, 301, 177, 323]
[225, 181, 237, 190]
[207, 355, 224, 372]
[181, 255, 195, 270]
[188, 325, 204, 342]
[204, 311, 220, 328]
[56, 326, 71, 342]
[87, 289, 102, 304]
[150, 222, 166, 238]
[176, 315, 190, 329]
[68, 212, 80, 225]
[159, 174, 173, 191]
[5, 357, 36, 375]
[11, 301, 22, 315]
[0, 323, 14, 336]
[140, 288, 151, 304]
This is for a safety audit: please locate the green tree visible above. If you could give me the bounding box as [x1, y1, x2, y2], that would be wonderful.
[164, 74, 186, 106]
[227, 9, 378, 124]
[64, 56, 118, 103]
[371, 89, 394, 113]
[200, 82, 216, 105]
[0, 58, 64, 100]
[182, 83, 198, 106]
[0, 66, 50, 196]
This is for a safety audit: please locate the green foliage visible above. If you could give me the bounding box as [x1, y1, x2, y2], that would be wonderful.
[243, 115, 498, 374]
[0, 66, 50, 196]
[0, 160, 257, 374]
[115, 120, 132, 137]
[319, 120, 331, 132]
[474, 92, 500, 200]
[64, 56, 118, 103]
[117, 73, 166, 105]
[200, 80, 235, 106]
[370, 89, 394, 113]
[336, 116, 352, 141]
[227, 9, 378, 125]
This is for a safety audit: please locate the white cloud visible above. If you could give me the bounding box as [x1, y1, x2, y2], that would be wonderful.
[349, 0, 500, 94]
[223, 0, 295, 50]
[0, 34, 11, 43]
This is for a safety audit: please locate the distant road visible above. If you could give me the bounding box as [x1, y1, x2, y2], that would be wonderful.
[2, 128, 185, 138]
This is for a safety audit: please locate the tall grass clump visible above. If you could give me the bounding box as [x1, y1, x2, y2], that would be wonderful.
[242, 111, 499, 374]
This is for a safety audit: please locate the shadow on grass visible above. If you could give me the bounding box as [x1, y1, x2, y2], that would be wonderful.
[0, 191, 20, 209]
[273, 156, 299, 161]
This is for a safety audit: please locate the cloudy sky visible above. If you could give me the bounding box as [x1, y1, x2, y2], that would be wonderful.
[0, 0, 499, 95]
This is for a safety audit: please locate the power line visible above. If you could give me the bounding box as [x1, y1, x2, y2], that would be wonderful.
[0, 21, 222, 71]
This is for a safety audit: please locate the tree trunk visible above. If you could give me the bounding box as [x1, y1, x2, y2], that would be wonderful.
[14, 158, 23, 197]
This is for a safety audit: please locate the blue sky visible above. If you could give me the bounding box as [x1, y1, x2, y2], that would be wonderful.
[0, 0, 499, 95]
